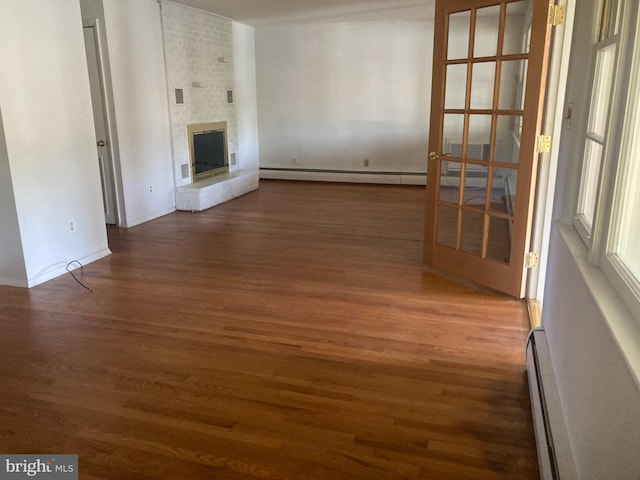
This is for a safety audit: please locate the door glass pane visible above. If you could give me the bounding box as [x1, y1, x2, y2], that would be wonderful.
[470, 62, 496, 109]
[460, 210, 485, 256]
[487, 215, 512, 263]
[499, 59, 528, 110]
[448, 11, 471, 60]
[443, 114, 465, 156]
[440, 160, 463, 189]
[463, 163, 489, 202]
[437, 205, 459, 248]
[577, 139, 604, 229]
[491, 167, 518, 214]
[474, 5, 501, 58]
[504, 1, 531, 55]
[588, 43, 617, 138]
[445, 64, 468, 109]
[495, 115, 521, 164]
[467, 114, 492, 160]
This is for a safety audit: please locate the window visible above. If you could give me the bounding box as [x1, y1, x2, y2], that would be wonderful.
[602, 33, 640, 318]
[574, 0, 621, 245]
[575, 0, 640, 321]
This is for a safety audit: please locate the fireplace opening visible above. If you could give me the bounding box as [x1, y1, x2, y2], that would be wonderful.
[188, 121, 229, 182]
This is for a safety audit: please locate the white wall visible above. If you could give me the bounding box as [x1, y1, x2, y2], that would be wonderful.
[0, 0, 110, 287]
[255, 22, 432, 180]
[541, 0, 640, 477]
[102, 0, 175, 227]
[233, 22, 260, 171]
[0, 110, 27, 286]
[543, 227, 640, 478]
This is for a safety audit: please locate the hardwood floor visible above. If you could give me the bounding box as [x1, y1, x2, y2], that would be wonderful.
[0, 180, 538, 479]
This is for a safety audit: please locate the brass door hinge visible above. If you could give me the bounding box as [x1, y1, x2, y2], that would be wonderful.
[525, 252, 540, 269]
[536, 135, 552, 153]
[548, 4, 566, 26]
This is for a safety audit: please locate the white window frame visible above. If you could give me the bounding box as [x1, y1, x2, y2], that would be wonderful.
[601, 15, 640, 322]
[574, 0, 640, 324]
[573, 1, 622, 249]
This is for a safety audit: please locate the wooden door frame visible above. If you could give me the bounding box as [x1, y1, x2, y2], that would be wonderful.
[527, 0, 576, 303]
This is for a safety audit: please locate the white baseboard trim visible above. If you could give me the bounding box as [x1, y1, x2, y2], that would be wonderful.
[124, 207, 177, 228]
[260, 168, 427, 185]
[26, 248, 112, 288]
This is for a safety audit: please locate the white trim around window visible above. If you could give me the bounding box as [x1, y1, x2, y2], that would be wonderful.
[576, 0, 640, 324]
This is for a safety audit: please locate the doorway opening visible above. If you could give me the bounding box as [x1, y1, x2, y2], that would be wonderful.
[83, 22, 121, 227]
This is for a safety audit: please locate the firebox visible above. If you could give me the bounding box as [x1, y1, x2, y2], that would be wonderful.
[187, 121, 229, 182]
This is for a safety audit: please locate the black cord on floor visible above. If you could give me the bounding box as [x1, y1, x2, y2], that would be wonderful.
[66, 260, 93, 292]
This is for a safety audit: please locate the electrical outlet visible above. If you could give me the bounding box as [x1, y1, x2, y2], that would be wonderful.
[149, 184, 153, 193]
[363, 159, 370, 167]
[68, 220, 76, 232]
[291, 156, 297, 164]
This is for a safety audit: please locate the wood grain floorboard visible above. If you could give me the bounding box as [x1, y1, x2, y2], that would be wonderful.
[0, 180, 537, 479]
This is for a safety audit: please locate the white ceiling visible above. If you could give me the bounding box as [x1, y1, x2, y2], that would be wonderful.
[171, 0, 436, 25]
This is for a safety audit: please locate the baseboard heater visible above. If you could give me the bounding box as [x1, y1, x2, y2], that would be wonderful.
[260, 167, 425, 176]
[526, 328, 578, 480]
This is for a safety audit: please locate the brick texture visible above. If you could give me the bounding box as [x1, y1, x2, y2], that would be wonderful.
[161, 2, 238, 186]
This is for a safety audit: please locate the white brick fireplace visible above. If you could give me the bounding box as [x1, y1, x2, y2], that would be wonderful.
[160, 1, 259, 212]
